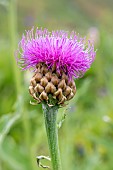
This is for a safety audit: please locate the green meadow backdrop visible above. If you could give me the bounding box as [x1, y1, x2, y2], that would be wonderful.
[0, 0, 113, 169]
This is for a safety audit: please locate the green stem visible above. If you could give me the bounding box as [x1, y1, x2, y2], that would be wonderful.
[9, 0, 21, 95]
[42, 103, 62, 170]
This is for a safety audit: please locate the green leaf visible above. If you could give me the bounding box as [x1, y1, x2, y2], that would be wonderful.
[0, 96, 23, 145]
[0, 137, 31, 170]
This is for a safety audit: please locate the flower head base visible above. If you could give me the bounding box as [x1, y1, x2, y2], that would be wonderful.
[29, 63, 76, 106]
[16, 28, 96, 105]
[16, 27, 96, 80]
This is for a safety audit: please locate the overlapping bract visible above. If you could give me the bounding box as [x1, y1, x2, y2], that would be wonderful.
[16, 28, 96, 79]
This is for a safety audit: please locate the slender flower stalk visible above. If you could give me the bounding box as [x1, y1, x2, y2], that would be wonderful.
[42, 103, 62, 170]
[15, 27, 96, 170]
[9, 0, 21, 95]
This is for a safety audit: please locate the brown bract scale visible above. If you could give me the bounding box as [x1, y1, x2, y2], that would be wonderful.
[29, 63, 76, 106]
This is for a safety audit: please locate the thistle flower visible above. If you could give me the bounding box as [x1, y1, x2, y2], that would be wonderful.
[16, 27, 96, 170]
[16, 27, 96, 105]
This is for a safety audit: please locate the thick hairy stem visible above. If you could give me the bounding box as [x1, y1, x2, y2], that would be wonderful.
[42, 103, 62, 170]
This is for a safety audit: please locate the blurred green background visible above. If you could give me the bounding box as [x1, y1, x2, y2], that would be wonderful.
[0, 0, 113, 170]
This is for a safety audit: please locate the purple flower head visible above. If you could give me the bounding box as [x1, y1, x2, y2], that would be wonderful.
[16, 27, 96, 79]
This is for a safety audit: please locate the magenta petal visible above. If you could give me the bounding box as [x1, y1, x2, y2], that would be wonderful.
[16, 27, 96, 79]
